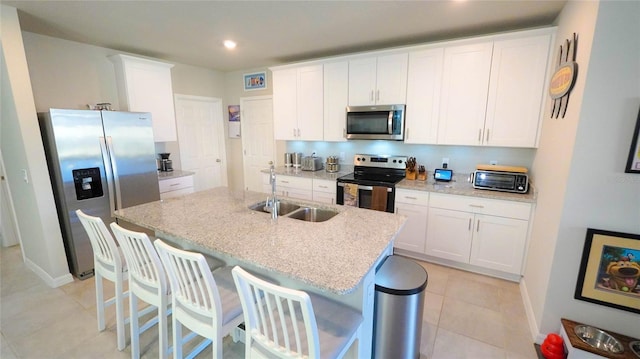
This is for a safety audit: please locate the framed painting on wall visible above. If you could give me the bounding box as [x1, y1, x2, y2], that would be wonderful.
[243, 71, 267, 91]
[574, 228, 640, 314]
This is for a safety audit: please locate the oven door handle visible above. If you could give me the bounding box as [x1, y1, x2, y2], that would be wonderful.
[340, 183, 392, 192]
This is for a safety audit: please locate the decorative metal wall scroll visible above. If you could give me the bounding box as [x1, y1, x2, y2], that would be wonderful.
[550, 33, 578, 119]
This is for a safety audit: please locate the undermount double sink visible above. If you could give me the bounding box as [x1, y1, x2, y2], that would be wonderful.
[249, 200, 338, 223]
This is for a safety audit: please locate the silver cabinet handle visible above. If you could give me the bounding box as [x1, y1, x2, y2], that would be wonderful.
[319, 185, 328, 189]
[376, 90, 380, 102]
[469, 204, 484, 208]
[478, 129, 482, 143]
[281, 180, 289, 184]
[216, 159, 222, 163]
[404, 196, 418, 200]
[485, 129, 490, 143]
[476, 219, 480, 232]
[370, 90, 374, 102]
[468, 218, 472, 231]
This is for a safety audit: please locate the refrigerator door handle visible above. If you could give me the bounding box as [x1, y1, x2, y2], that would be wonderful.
[99, 136, 116, 216]
[105, 136, 123, 211]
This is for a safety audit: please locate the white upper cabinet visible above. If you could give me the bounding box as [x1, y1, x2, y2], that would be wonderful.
[348, 53, 408, 106]
[110, 54, 177, 142]
[273, 65, 324, 141]
[437, 42, 493, 145]
[404, 48, 444, 144]
[323, 61, 349, 141]
[484, 34, 552, 147]
[437, 30, 553, 147]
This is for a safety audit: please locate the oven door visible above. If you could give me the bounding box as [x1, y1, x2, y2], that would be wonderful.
[337, 182, 395, 213]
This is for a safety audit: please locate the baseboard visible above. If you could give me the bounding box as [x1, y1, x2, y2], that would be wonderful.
[520, 278, 546, 344]
[24, 257, 73, 288]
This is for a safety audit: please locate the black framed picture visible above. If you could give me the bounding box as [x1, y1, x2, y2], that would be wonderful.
[575, 228, 640, 314]
[625, 107, 640, 173]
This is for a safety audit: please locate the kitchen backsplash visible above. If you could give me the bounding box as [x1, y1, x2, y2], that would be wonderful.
[284, 140, 536, 174]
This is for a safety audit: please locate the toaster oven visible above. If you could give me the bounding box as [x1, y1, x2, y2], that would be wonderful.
[472, 170, 529, 194]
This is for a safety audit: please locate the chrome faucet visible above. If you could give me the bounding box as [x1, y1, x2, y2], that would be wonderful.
[266, 161, 278, 221]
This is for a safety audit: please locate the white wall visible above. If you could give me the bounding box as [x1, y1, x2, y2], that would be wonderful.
[1, 5, 72, 286]
[524, 0, 640, 340]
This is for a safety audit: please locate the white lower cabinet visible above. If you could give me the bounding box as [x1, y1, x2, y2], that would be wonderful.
[425, 193, 531, 275]
[312, 179, 336, 205]
[276, 175, 313, 201]
[394, 189, 429, 253]
[159, 175, 194, 200]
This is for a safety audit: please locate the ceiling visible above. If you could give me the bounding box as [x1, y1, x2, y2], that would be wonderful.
[2, 0, 566, 72]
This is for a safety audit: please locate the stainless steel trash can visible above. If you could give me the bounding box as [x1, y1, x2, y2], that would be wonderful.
[373, 255, 428, 359]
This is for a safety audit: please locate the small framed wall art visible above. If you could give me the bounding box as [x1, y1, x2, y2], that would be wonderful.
[625, 107, 640, 173]
[243, 71, 267, 91]
[574, 228, 640, 314]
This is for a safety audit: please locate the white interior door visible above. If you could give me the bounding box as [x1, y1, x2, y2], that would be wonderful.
[174, 95, 227, 191]
[240, 96, 274, 192]
[0, 150, 20, 247]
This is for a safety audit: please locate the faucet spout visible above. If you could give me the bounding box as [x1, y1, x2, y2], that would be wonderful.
[268, 161, 278, 222]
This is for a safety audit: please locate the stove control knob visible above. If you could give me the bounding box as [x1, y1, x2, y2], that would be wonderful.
[393, 160, 397, 163]
[398, 160, 403, 164]
[361, 158, 366, 162]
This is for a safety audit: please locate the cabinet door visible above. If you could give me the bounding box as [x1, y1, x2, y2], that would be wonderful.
[348, 57, 377, 106]
[437, 42, 493, 145]
[470, 215, 529, 274]
[124, 61, 177, 142]
[405, 48, 444, 144]
[273, 68, 298, 140]
[375, 53, 409, 105]
[280, 186, 313, 201]
[324, 61, 349, 141]
[425, 208, 473, 262]
[484, 34, 551, 147]
[297, 65, 324, 141]
[394, 202, 428, 253]
[313, 191, 336, 205]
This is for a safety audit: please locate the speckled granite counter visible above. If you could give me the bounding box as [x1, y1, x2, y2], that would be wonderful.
[262, 166, 354, 181]
[396, 176, 537, 203]
[114, 187, 405, 295]
[157, 170, 195, 180]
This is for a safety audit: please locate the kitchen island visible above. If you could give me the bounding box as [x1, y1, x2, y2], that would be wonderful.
[114, 187, 407, 357]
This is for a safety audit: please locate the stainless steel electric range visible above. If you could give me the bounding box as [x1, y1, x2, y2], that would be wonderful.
[336, 154, 407, 213]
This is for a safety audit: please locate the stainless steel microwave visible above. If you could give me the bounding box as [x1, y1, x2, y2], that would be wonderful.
[346, 104, 405, 140]
[472, 170, 529, 194]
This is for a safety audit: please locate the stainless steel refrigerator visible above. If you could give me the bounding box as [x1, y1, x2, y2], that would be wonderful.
[39, 108, 161, 279]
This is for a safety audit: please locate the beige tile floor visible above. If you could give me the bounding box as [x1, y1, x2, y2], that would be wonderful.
[0, 245, 537, 358]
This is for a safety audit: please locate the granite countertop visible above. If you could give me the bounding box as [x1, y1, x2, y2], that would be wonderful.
[114, 187, 406, 295]
[270, 167, 537, 203]
[157, 170, 195, 180]
[263, 166, 354, 181]
[396, 175, 537, 203]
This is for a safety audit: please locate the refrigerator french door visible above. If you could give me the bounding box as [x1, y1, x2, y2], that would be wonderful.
[39, 109, 160, 279]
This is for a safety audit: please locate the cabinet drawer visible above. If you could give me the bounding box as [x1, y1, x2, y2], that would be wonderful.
[159, 176, 194, 193]
[429, 193, 530, 220]
[277, 176, 312, 191]
[395, 189, 429, 205]
[160, 187, 193, 200]
[313, 179, 335, 193]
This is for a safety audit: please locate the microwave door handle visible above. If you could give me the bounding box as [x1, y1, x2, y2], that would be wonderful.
[387, 111, 393, 134]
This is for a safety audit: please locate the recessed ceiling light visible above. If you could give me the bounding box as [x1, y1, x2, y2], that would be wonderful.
[224, 40, 237, 49]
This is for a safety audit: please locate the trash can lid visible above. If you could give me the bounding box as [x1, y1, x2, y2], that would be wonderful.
[375, 255, 428, 295]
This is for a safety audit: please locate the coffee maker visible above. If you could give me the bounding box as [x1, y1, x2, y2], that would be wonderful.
[158, 153, 173, 172]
